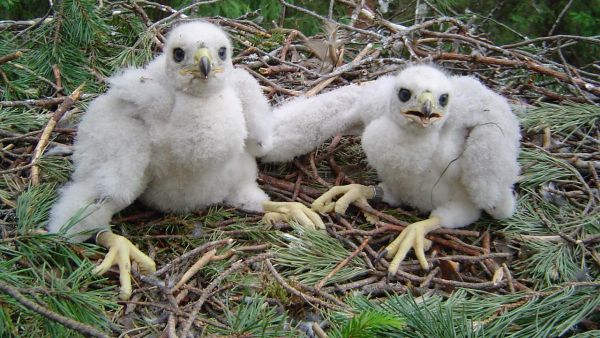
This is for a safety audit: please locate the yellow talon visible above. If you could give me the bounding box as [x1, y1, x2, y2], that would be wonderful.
[262, 201, 325, 230]
[312, 184, 375, 215]
[385, 217, 440, 275]
[93, 231, 156, 300]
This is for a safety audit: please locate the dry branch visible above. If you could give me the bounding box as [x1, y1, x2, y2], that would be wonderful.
[0, 51, 23, 65]
[0, 280, 109, 338]
[29, 84, 84, 185]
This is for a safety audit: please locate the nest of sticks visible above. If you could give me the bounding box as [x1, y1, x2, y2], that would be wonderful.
[0, 1, 598, 337]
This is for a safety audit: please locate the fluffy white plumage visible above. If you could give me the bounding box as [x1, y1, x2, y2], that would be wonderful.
[262, 76, 394, 162]
[47, 21, 323, 300]
[363, 65, 520, 225]
[48, 21, 271, 240]
[264, 64, 521, 273]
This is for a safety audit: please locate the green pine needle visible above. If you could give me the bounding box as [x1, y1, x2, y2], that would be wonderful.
[330, 309, 405, 338]
[16, 183, 57, 234]
[209, 294, 298, 337]
[273, 224, 367, 286]
[521, 102, 599, 136]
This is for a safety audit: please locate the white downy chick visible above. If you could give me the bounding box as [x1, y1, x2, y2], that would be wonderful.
[48, 21, 321, 300]
[265, 64, 520, 274]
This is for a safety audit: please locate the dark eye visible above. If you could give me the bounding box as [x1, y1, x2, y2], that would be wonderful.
[173, 48, 185, 63]
[218, 46, 227, 60]
[398, 88, 411, 102]
[439, 94, 449, 107]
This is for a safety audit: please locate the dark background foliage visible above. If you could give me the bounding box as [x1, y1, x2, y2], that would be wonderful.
[3, 0, 598, 65]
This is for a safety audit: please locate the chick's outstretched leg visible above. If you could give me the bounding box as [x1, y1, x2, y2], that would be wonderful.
[385, 217, 440, 275]
[311, 184, 379, 222]
[262, 201, 325, 230]
[93, 231, 156, 300]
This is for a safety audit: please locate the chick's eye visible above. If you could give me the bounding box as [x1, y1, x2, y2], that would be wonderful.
[218, 47, 227, 60]
[398, 88, 411, 102]
[439, 93, 449, 107]
[173, 48, 185, 63]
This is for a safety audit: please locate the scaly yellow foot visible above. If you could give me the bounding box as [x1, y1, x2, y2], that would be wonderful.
[385, 217, 440, 275]
[262, 201, 325, 230]
[92, 231, 157, 300]
[312, 184, 378, 222]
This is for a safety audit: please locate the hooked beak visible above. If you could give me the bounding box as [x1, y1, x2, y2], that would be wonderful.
[401, 91, 442, 128]
[420, 92, 433, 117]
[194, 48, 211, 79]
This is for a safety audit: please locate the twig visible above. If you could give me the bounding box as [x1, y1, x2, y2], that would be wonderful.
[428, 235, 483, 256]
[502, 263, 516, 294]
[178, 253, 275, 337]
[211, 17, 271, 38]
[352, 201, 409, 226]
[413, 46, 600, 97]
[120, 300, 228, 329]
[297, 283, 349, 308]
[334, 216, 381, 270]
[481, 230, 502, 278]
[400, 253, 511, 267]
[310, 152, 332, 188]
[548, 0, 574, 37]
[361, 282, 409, 296]
[394, 269, 505, 290]
[295, 158, 331, 188]
[0, 280, 109, 338]
[280, 30, 298, 61]
[240, 42, 321, 77]
[349, 0, 365, 26]
[419, 266, 440, 288]
[155, 238, 233, 276]
[337, 223, 480, 237]
[292, 171, 303, 201]
[51, 64, 63, 94]
[234, 244, 271, 252]
[265, 259, 348, 311]
[259, 173, 322, 197]
[30, 84, 84, 185]
[259, 64, 299, 76]
[331, 276, 380, 292]
[243, 66, 303, 96]
[172, 249, 216, 291]
[556, 42, 596, 105]
[0, 162, 36, 175]
[0, 51, 23, 65]
[313, 322, 328, 338]
[0, 94, 93, 108]
[501, 34, 600, 49]
[315, 237, 370, 290]
[0, 128, 73, 145]
[167, 314, 178, 338]
[130, 269, 167, 289]
[147, 0, 222, 31]
[305, 43, 373, 96]
[279, 0, 383, 39]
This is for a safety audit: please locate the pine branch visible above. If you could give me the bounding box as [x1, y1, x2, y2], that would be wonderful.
[265, 258, 349, 311]
[0, 94, 93, 107]
[178, 253, 275, 337]
[315, 237, 369, 290]
[0, 280, 109, 338]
